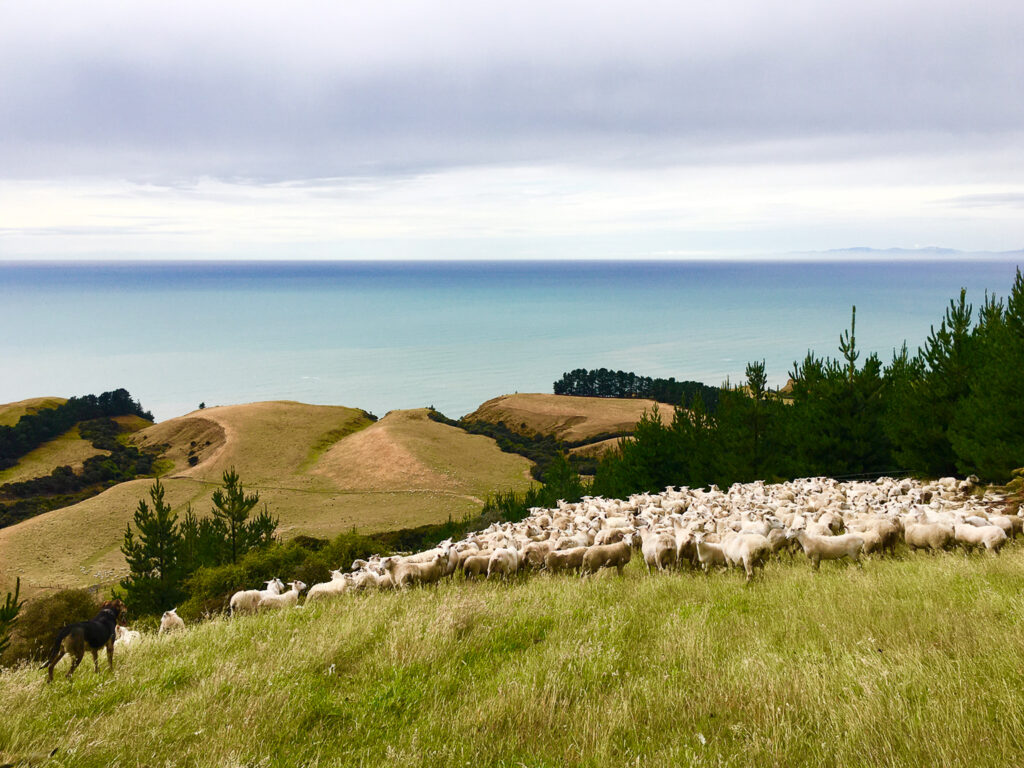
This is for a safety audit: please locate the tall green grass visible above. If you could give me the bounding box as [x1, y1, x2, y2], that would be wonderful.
[2, 549, 1023, 767]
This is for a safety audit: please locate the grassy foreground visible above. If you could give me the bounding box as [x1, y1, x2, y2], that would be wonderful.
[2, 550, 1024, 767]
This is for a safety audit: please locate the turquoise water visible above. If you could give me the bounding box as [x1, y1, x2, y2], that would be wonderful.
[1, 260, 1020, 422]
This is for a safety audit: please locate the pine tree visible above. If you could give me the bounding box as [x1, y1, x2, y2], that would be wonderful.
[787, 308, 890, 477]
[211, 468, 261, 564]
[950, 270, 1024, 480]
[899, 288, 978, 476]
[541, 452, 585, 504]
[243, 502, 279, 552]
[119, 478, 185, 615]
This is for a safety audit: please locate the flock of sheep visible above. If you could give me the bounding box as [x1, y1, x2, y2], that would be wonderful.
[215, 474, 1020, 618]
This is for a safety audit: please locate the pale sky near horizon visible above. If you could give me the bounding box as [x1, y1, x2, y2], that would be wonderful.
[1, 1, 1022, 261]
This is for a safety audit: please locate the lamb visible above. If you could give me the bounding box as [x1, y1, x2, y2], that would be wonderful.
[159, 608, 185, 634]
[721, 532, 771, 582]
[460, 550, 494, 579]
[789, 531, 864, 570]
[257, 580, 307, 611]
[581, 535, 634, 577]
[229, 577, 286, 616]
[693, 532, 728, 573]
[113, 624, 142, 649]
[954, 523, 1008, 554]
[306, 571, 353, 603]
[383, 552, 446, 588]
[544, 546, 588, 574]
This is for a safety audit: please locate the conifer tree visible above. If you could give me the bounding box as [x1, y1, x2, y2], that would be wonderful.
[950, 270, 1024, 480]
[211, 468, 261, 564]
[120, 478, 185, 614]
[894, 288, 978, 476]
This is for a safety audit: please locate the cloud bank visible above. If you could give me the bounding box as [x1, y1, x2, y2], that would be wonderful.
[1, 0, 1022, 258]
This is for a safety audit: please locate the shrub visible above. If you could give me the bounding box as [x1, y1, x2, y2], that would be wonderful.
[176, 531, 386, 620]
[2, 589, 100, 666]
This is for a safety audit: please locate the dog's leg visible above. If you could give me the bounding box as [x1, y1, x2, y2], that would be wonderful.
[91, 648, 99, 673]
[106, 640, 114, 670]
[46, 650, 64, 684]
[66, 650, 83, 681]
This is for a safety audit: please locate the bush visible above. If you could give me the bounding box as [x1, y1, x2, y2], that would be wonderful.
[2, 589, 100, 666]
[176, 531, 387, 620]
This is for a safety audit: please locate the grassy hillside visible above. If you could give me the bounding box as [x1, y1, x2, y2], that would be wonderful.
[0, 403, 532, 596]
[0, 397, 66, 428]
[0, 414, 152, 486]
[2, 550, 1023, 767]
[466, 393, 658, 444]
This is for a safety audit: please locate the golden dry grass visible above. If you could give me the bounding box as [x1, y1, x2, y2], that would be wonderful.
[465, 392, 657, 442]
[568, 435, 632, 459]
[0, 397, 66, 427]
[0, 430, 102, 486]
[0, 402, 532, 597]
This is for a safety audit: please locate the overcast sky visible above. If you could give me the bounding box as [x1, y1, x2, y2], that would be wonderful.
[1, 0, 1022, 260]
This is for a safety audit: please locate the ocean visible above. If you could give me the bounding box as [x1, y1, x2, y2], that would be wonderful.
[1, 260, 1020, 422]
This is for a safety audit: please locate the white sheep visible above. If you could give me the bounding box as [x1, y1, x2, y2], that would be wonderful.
[721, 532, 771, 582]
[954, 523, 1008, 554]
[229, 577, 285, 616]
[114, 624, 142, 649]
[306, 571, 353, 603]
[693, 532, 728, 573]
[581, 535, 634, 577]
[544, 546, 588, 574]
[638, 526, 676, 573]
[159, 608, 185, 634]
[789, 531, 865, 570]
[904, 517, 955, 553]
[257, 580, 307, 611]
[487, 545, 521, 580]
[383, 552, 446, 588]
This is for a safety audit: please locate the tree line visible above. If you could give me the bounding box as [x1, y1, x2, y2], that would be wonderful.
[592, 270, 1024, 498]
[553, 368, 721, 412]
[0, 389, 153, 470]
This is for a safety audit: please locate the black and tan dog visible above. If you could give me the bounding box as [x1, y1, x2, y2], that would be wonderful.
[42, 599, 127, 683]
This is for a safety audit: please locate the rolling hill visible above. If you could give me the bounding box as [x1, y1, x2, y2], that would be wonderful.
[0, 401, 533, 596]
[464, 392, 658, 444]
[0, 396, 66, 427]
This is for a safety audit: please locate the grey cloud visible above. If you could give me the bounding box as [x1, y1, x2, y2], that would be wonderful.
[1, 0, 1023, 181]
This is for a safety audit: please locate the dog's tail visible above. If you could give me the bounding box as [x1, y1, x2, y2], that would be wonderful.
[39, 626, 73, 670]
